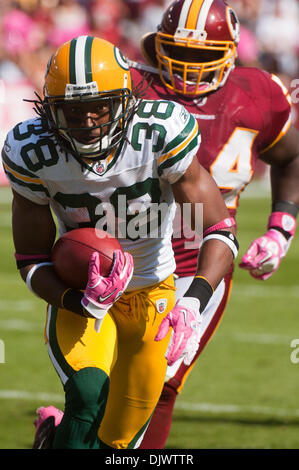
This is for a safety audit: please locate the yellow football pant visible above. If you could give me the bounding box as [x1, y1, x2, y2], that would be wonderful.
[45, 275, 176, 449]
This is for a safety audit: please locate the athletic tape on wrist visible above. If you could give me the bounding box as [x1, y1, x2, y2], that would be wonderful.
[184, 276, 214, 313]
[25, 262, 53, 296]
[194, 275, 215, 292]
[272, 200, 298, 218]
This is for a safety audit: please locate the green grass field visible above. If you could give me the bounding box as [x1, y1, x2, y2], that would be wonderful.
[0, 183, 299, 450]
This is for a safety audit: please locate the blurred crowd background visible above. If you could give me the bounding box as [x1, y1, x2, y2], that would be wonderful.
[1, 0, 299, 184]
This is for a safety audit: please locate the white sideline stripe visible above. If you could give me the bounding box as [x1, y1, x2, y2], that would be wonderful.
[0, 318, 291, 344]
[175, 401, 299, 418]
[0, 300, 37, 311]
[1, 390, 299, 419]
[0, 299, 294, 345]
[0, 319, 40, 331]
[228, 332, 292, 345]
[232, 285, 299, 298]
[1, 285, 297, 309]
[0, 390, 64, 403]
[0, 284, 297, 313]
[0, 317, 291, 344]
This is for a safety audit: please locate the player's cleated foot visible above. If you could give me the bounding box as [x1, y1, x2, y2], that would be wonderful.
[32, 406, 63, 449]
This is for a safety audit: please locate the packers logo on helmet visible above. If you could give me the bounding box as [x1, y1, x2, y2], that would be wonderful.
[43, 36, 134, 159]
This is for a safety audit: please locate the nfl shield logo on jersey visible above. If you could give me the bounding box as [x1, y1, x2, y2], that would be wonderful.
[94, 161, 107, 175]
[156, 299, 167, 314]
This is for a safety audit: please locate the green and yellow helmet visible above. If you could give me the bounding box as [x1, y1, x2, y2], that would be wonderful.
[43, 36, 134, 159]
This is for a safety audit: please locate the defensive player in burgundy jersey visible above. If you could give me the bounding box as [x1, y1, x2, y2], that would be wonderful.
[129, 0, 299, 448]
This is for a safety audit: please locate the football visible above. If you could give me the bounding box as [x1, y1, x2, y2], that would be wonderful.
[52, 228, 123, 289]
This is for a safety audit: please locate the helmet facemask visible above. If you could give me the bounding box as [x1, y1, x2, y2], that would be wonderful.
[43, 88, 134, 159]
[156, 30, 237, 96]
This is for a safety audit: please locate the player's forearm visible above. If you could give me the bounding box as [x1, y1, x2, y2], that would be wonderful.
[195, 238, 234, 290]
[182, 237, 235, 313]
[270, 157, 299, 208]
[20, 264, 84, 315]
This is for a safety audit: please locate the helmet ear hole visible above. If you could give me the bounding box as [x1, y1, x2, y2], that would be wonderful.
[227, 7, 240, 44]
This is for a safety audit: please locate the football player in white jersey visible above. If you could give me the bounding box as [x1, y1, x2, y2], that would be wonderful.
[2, 36, 238, 449]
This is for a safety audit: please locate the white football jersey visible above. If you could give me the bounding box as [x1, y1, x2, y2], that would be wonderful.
[3, 99, 200, 290]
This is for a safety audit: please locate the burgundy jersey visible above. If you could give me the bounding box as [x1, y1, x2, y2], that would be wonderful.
[130, 64, 292, 276]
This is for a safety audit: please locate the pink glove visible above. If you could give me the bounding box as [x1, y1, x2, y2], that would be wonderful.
[239, 211, 296, 280]
[155, 297, 202, 366]
[81, 249, 134, 331]
[239, 230, 286, 280]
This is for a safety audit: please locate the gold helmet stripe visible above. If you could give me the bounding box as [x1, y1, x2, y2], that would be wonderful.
[184, 0, 204, 29]
[178, 0, 197, 28]
[184, 0, 214, 31]
[69, 35, 94, 84]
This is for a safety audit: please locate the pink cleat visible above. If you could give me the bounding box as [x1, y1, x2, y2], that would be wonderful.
[32, 406, 63, 449]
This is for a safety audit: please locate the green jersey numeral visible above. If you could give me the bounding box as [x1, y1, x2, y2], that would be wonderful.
[131, 100, 175, 153]
[13, 122, 59, 171]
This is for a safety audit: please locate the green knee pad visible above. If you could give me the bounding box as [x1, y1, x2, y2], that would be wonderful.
[64, 367, 109, 422]
[53, 367, 109, 449]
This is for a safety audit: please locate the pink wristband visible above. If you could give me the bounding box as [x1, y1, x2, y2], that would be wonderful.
[203, 217, 236, 237]
[267, 212, 297, 237]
